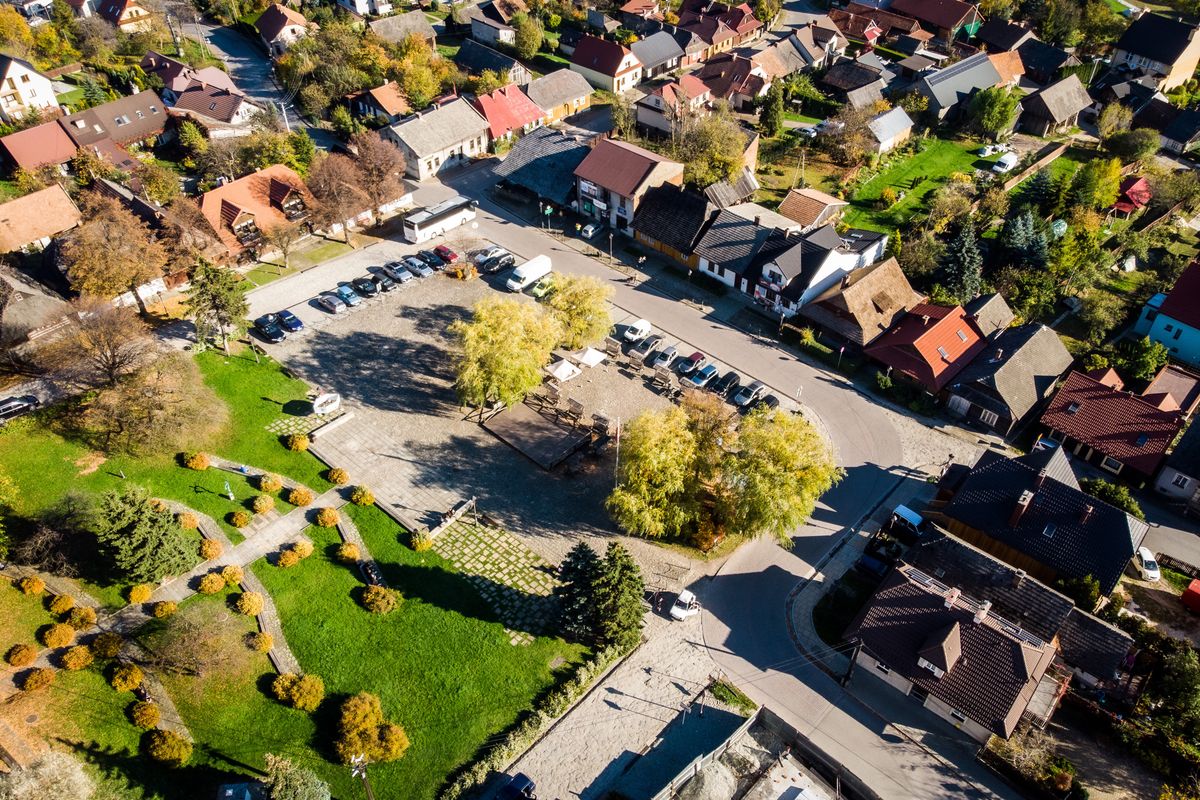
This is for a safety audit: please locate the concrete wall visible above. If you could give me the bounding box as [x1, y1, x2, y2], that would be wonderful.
[1156, 464, 1196, 501]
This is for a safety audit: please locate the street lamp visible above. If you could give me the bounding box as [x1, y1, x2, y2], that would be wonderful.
[350, 754, 376, 800]
[608, 232, 614, 265]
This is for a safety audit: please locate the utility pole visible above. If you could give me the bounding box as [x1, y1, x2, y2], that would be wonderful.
[350, 755, 376, 800]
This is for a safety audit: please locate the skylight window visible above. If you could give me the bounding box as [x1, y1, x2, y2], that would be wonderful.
[1136, 434, 1149, 447]
[937, 346, 950, 359]
[1066, 402, 1081, 414]
[1042, 523, 1056, 538]
[956, 329, 968, 341]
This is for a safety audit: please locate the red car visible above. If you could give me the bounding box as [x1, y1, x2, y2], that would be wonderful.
[433, 245, 458, 263]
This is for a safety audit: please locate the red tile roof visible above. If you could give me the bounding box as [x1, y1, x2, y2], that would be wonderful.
[471, 84, 544, 138]
[864, 303, 987, 392]
[1040, 370, 1182, 477]
[620, 0, 659, 14]
[1159, 261, 1200, 331]
[0, 121, 77, 171]
[199, 164, 315, 256]
[1113, 176, 1152, 214]
[257, 3, 309, 43]
[574, 138, 681, 198]
[571, 35, 637, 77]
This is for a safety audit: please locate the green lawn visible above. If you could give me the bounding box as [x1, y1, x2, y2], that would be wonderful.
[784, 111, 821, 125]
[0, 577, 56, 649]
[56, 87, 86, 109]
[842, 138, 989, 232]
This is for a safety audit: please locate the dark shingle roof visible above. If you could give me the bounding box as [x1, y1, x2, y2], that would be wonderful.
[523, 69, 593, 112]
[965, 292, 1014, 337]
[947, 323, 1072, 424]
[630, 30, 684, 70]
[1159, 262, 1200, 332]
[976, 19, 1035, 51]
[1115, 13, 1197, 65]
[492, 127, 591, 206]
[890, 0, 977, 31]
[822, 59, 883, 92]
[455, 39, 521, 76]
[58, 91, 167, 147]
[1015, 39, 1078, 79]
[938, 449, 1149, 595]
[1022, 74, 1092, 124]
[632, 184, 714, 254]
[919, 52, 1001, 110]
[694, 210, 778, 276]
[1167, 421, 1200, 478]
[1058, 607, 1133, 680]
[369, 10, 436, 43]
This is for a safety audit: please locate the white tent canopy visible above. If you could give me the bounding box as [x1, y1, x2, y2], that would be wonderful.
[546, 359, 582, 382]
[572, 347, 606, 368]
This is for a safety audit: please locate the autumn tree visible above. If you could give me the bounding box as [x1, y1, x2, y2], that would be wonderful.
[0, 7, 33, 59]
[545, 274, 613, 349]
[39, 297, 156, 388]
[679, 102, 744, 186]
[263, 754, 331, 800]
[1097, 102, 1132, 140]
[263, 222, 305, 269]
[0, 751, 94, 800]
[451, 298, 561, 407]
[1106, 128, 1161, 164]
[607, 406, 698, 539]
[821, 104, 875, 166]
[136, 162, 181, 205]
[307, 153, 367, 244]
[184, 260, 248, 353]
[349, 131, 405, 223]
[968, 86, 1020, 141]
[611, 93, 635, 139]
[61, 192, 169, 314]
[512, 12, 544, 60]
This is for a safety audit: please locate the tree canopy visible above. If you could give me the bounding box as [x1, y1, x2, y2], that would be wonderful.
[545, 274, 613, 349]
[968, 87, 1020, 140]
[451, 297, 561, 407]
[91, 485, 195, 583]
[184, 260, 248, 353]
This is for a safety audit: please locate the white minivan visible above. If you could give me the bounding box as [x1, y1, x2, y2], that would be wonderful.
[505, 255, 552, 292]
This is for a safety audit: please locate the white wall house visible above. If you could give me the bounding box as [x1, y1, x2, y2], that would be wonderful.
[336, 0, 392, 16]
[0, 56, 58, 124]
[384, 99, 491, 181]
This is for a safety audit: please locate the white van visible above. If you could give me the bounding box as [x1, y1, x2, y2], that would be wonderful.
[505, 255, 552, 292]
[992, 152, 1019, 174]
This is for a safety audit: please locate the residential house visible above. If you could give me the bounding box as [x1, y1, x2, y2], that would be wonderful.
[570, 35, 642, 93]
[0, 121, 77, 172]
[587, 8, 621, 35]
[773, 17, 846, 72]
[348, 81, 411, 124]
[65, 0, 95, 18]
[630, 31, 685, 80]
[631, 183, 714, 268]
[523, 69, 593, 124]
[1144, 363, 1200, 419]
[725, 202, 803, 233]
[257, 3, 312, 58]
[865, 303, 988, 393]
[1111, 175, 1152, 218]
[635, 74, 710, 134]
[975, 19, 1035, 52]
[455, 41, 532, 87]
[916, 52, 1005, 120]
[384, 98, 490, 180]
[799, 257, 923, 347]
[369, 11, 436, 47]
[933, 447, 1150, 596]
[843, 2, 922, 40]
[97, 0, 152, 31]
[965, 292, 1015, 339]
[868, 106, 914, 154]
[846, 562, 1062, 742]
[57, 90, 166, 148]
[990, 50, 1026, 87]
[492, 127, 591, 207]
[1135, 261, 1200, 370]
[140, 53, 260, 129]
[889, 0, 983, 43]
[471, 15, 514, 47]
[1161, 110, 1200, 153]
[703, 166, 758, 208]
[1019, 74, 1091, 136]
[0, 267, 72, 352]
[670, 27, 708, 68]
[1155, 421, 1200, 514]
[746, 225, 888, 314]
[821, 58, 885, 109]
[619, 0, 662, 28]
[574, 138, 684, 231]
[471, 84, 543, 142]
[777, 187, 847, 232]
[472, 0, 527, 28]
[1015, 39, 1080, 86]
[677, 0, 762, 57]
[197, 164, 314, 261]
[337, 0, 391, 17]
[828, 8, 883, 48]
[1111, 13, 1200, 91]
[0, 184, 80, 252]
[0, 56, 57, 123]
[696, 54, 769, 110]
[944, 324, 1073, 436]
[11, 0, 53, 24]
[1040, 369, 1183, 484]
[693, 210, 789, 293]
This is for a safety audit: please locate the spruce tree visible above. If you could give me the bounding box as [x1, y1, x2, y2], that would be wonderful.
[759, 82, 784, 138]
[93, 486, 194, 583]
[554, 542, 602, 642]
[940, 225, 983, 303]
[887, 228, 902, 260]
[1023, 170, 1052, 214]
[592, 543, 646, 650]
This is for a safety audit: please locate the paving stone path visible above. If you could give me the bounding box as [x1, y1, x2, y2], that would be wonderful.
[335, 511, 389, 588]
[432, 520, 559, 646]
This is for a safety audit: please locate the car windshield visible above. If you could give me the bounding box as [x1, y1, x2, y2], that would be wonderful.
[1145, 558, 1158, 570]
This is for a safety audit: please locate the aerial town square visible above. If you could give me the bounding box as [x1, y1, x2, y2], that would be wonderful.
[2, 0, 1200, 797]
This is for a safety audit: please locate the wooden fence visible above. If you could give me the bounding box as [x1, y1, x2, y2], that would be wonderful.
[1001, 142, 1069, 192]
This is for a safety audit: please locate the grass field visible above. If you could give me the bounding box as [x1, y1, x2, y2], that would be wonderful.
[0, 577, 56, 650]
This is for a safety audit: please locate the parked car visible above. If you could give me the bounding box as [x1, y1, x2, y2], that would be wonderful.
[854, 555, 889, 580]
[712, 370, 741, 396]
[623, 318, 652, 342]
[631, 334, 661, 362]
[351, 276, 378, 297]
[417, 249, 446, 268]
[253, 314, 287, 343]
[977, 142, 1010, 156]
[888, 504, 926, 542]
[733, 380, 766, 408]
[277, 309, 304, 332]
[581, 223, 600, 239]
[500, 773, 536, 800]
[404, 256, 434, 277]
[433, 244, 458, 263]
[474, 245, 507, 264]
[529, 275, 555, 298]
[317, 294, 347, 314]
[670, 589, 700, 620]
[756, 394, 780, 411]
[382, 263, 414, 283]
[373, 273, 397, 292]
[1135, 546, 1161, 582]
[481, 253, 516, 274]
[992, 152, 1019, 174]
[0, 395, 39, 423]
[650, 344, 678, 370]
[334, 283, 361, 306]
[677, 351, 706, 375]
[689, 364, 719, 389]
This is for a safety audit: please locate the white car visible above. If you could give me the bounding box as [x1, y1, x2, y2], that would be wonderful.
[1135, 546, 1161, 582]
[670, 590, 700, 620]
[474, 246, 507, 265]
[581, 223, 600, 239]
[623, 318, 652, 342]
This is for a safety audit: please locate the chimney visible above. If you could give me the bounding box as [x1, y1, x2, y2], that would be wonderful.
[1080, 504, 1094, 524]
[944, 587, 961, 609]
[973, 600, 992, 625]
[1009, 490, 1034, 527]
[1012, 569, 1026, 589]
[754, 215, 761, 225]
[921, 315, 930, 325]
[841, 272, 851, 288]
[1035, 468, 1047, 489]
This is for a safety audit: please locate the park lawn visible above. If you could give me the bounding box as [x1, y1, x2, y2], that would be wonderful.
[783, 111, 820, 125]
[842, 138, 988, 232]
[0, 577, 56, 650]
[254, 505, 587, 799]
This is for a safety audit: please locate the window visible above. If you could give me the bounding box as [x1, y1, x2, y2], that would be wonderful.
[950, 709, 967, 724]
[1101, 455, 1124, 474]
[1173, 473, 1190, 489]
[1042, 523, 1056, 538]
[1146, 310, 1158, 322]
[1175, 328, 1183, 340]
[135, 110, 144, 119]
[978, 409, 999, 428]
[1136, 434, 1149, 447]
[937, 346, 950, 359]
[874, 662, 890, 675]
[956, 329, 968, 341]
[917, 657, 945, 678]
[20, 75, 28, 84]
[1066, 402, 1081, 414]
[1165, 324, 1174, 332]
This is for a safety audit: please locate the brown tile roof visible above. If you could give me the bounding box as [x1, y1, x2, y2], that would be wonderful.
[0, 185, 81, 252]
[358, 82, 410, 118]
[697, 53, 767, 101]
[800, 258, 923, 346]
[777, 187, 847, 228]
[257, 3, 309, 43]
[574, 138, 681, 198]
[865, 303, 987, 391]
[571, 35, 637, 77]
[1041, 370, 1183, 477]
[988, 50, 1025, 85]
[890, 0, 978, 31]
[172, 80, 250, 123]
[844, 2, 921, 36]
[1159, 261, 1200, 331]
[1145, 363, 1200, 417]
[828, 8, 884, 40]
[0, 121, 77, 171]
[57, 91, 167, 147]
[198, 164, 315, 256]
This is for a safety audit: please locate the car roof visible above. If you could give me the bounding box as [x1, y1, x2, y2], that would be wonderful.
[677, 589, 696, 603]
[1138, 546, 1155, 559]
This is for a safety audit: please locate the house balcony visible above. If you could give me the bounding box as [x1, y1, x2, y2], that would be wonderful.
[235, 225, 263, 245]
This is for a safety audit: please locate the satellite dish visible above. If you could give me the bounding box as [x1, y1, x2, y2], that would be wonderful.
[313, 393, 341, 415]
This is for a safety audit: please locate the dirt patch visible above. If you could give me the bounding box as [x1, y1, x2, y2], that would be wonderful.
[73, 452, 106, 475]
[1122, 578, 1200, 647]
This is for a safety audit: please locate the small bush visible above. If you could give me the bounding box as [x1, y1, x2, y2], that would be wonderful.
[235, 592, 264, 616]
[360, 585, 401, 615]
[272, 672, 325, 712]
[143, 729, 192, 767]
[91, 632, 123, 659]
[128, 584, 154, 604]
[130, 700, 160, 729]
[315, 507, 339, 528]
[152, 600, 177, 618]
[229, 510, 252, 528]
[277, 549, 301, 568]
[183, 452, 209, 471]
[410, 530, 433, 552]
[21, 668, 54, 692]
[246, 632, 273, 652]
[197, 573, 226, 594]
[111, 663, 144, 691]
[288, 487, 314, 506]
[60, 645, 93, 671]
[259, 473, 282, 493]
[283, 433, 309, 452]
[40, 623, 74, 648]
[336, 542, 360, 562]
[292, 540, 314, 560]
[350, 486, 375, 506]
[199, 538, 223, 560]
[252, 494, 276, 515]
[272, 673, 298, 702]
[48, 594, 75, 615]
[17, 576, 44, 596]
[327, 467, 350, 485]
[220, 564, 244, 585]
[66, 606, 97, 630]
[5, 643, 35, 667]
[177, 512, 199, 530]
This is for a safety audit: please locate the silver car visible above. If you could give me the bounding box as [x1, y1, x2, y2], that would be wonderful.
[317, 294, 347, 314]
[650, 344, 677, 370]
[382, 262, 414, 283]
[405, 256, 434, 278]
[733, 380, 766, 408]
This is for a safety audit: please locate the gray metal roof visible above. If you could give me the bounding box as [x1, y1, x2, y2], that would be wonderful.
[918, 52, 1001, 110]
[867, 106, 913, 143]
[387, 98, 488, 157]
[522, 69, 593, 112]
[492, 127, 591, 205]
[1022, 74, 1091, 124]
[368, 10, 436, 43]
[630, 31, 684, 69]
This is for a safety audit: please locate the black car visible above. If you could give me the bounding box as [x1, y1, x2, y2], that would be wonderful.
[0, 394, 39, 423]
[351, 276, 379, 297]
[630, 334, 662, 362]
[373, 273, 397, 292]
[417, 249, 446, 268]
[253, 314, 286, 343]
[712, 370, 740, 396]
[481, 252, 516, 274]
[500, 773, 536, 800]
[756, 394, 780, 411]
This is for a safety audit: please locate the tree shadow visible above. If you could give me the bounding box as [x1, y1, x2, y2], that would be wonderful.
[62, 738, 236, 800]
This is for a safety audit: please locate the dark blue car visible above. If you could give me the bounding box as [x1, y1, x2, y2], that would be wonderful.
[277, 309, 304, 332]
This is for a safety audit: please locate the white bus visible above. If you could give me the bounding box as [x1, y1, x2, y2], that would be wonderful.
[401, 195, 478, 243]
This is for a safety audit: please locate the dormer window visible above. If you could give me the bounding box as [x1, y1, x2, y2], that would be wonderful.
[917, 657, 945, 678]
[937, 346, 949, 359]
[1066, 402, 1081, 414]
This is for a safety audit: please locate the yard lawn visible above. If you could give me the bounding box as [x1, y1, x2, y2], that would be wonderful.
[783, 111, 820, 125]
[0, 576, 55, 650]
[842, 138, 989, 232]
[56, 87, 85, 108]
[0, 352, 331, 607]
[254, 505, 587, 799]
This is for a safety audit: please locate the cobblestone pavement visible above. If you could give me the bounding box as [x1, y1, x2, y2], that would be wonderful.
[433, 520, 559, 646]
